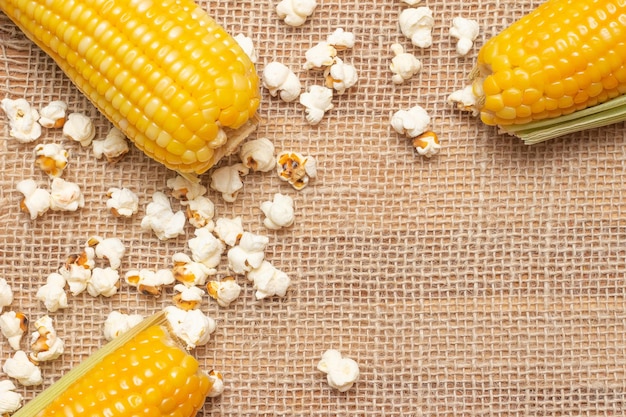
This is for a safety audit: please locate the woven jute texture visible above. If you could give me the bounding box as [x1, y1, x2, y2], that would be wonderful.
[2, 0, 626, 415]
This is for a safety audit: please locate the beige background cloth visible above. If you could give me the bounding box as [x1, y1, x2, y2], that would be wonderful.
[2, 0, 626, 415]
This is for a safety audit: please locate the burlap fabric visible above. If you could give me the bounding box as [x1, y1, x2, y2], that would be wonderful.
[2, 0, 626, 415]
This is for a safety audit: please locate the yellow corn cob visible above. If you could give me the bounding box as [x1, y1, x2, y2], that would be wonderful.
[13, 313, 212, 417]
[456, 0, 626, 143]
[0, 0, 260, 175]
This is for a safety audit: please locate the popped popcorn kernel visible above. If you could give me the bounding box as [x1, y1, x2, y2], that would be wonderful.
[172, 284, 205, 311]
[124, 268, 175, 297]
[210, 163, 250, 203]
[324, 57, 358, 95]
[186, 195, 216, 229]
[0, 380, 23, 414]
[447, 85, 480, 116]
[449, 17, 480, 56]
[277, 151, 317, 190]
[36, 272, 68, 313]
[261, 193, 295, 230]
[62, 112, 96, 146]
[412, 131, 442, 158]
[207, 276, 242, 307]
[2, 350, 42, 386]
[59, 248, 94, 296]
[276, 0, 317, 26]
[188, 227, 225, 269]
[399, 6, 435, 48]
[326, 28, 355, 51]
[0, 279, 14, 313]
[87, 267, 120, 297]
[167, 174, 207, 202]
[49, 177, 84, 212]
[317, 349, 360, 392]
[247, 260, 291, 300]
[172, 252, 215, 287]
[38, 100, 67, 128]
[0, 98, 41, 142]
[163, 305, 216, 350]
[34, 143, 69, 178]
[299, 85, 334, 125]
[227, 232, 270, 275]
[92, 127, 130, 162]
[262, 62, 302, 103]
[0, 312, 28, 350]
[106, 187, 139, 217]
[102, 311, 144, 341]
[234, 34, 258, 63]
[16, 179, 51, 220]
[390, 43, 422, 84]
[90, 236, 126, 270]
[213, 217, 244, 246]
[207, 370, 225, 397]
[29, 315, 64, 362]
[303, 42, 337, 70]
[140, 192, 186, 240]
[390, 105, 431, 138]
[239, 137, 276, 172]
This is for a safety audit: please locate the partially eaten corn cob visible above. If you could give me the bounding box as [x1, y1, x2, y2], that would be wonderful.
[0, 0, 261, 175]
[450, 0, 626, 144]
[13, 312, 212, 417]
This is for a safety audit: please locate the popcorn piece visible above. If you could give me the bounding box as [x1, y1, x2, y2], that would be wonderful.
[207, 276, 242, 307]
[402, 0, 422, 4]
[399, 7, 435, 48]
[234, 34, 258, 63]
[303, 42, 337, 70]
[261, 193, 295, 230]
[141, 192, 186, 240]
[188, 227, 225, 269]
[36, 272, 68, 312]
[209, 163, 250, 203]
[0, 380, 23, 414]
[90, 236, 126, 270]
[106, 187, 139, 217]
[207, 370, 225, 397]
[246, 261, 291, 300]
[172, 252, 215, 287]
[186, 195, 215, 229]
[59, 248, 95, 296]
[92, 127, 130, 162]
[390, 105, 431, 138]
[87, 267, 120, 297]
[412, 131, 442, 158]
[167, 175, 207, 202]
[239, 137, 276, 172]
[299, 85, 333, 125]
[0, 312, 28, 350]
[326, 28, 355, 50]
[447, 85, 480, 116]
[16, 179, 51, 220]
[213, 217, 244, 246]
[163, 306, 216, 350]
[324, 58, 358, 95]
[277, 151, 317, 190]
[2, 351, 42, 386]
[63, 112, 96, 146]
[102, 311, 144, 341]
[276, 0, 317, 26]
[49, 177, 85, 212]
[450, 17, 480, 56]
[0, 98, 41, 142]
[261, 62, 302, 103]
[30, 315, 64, 362]
[124, 269, 175, 297]
[173, 284, 205, 311]
[227, 232, 269, 275]
[0, 279, 13, 313]
[390, 43, 422, 84]
[317, 349, 360, 392]
[38, 100, 67, 128]
[34, 143, 69, 178]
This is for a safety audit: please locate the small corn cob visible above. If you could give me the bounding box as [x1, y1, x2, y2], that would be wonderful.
[450, 0, 626, 144]
[13, 312, 212, 417]
[0, 0, 260, 175]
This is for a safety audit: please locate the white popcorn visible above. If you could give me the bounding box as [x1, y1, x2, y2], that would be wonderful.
[38, 100, 68, 128]
[186, 195, 215, 229]
[0, 312, 27, 350]
[213, 217, 244, 246]
[92, 127, 130, 162]
[413, 132, 442, 158]
[90, 236, 126, 270]
[324, 57, 358, 95]
[326, 28, 355, 50]
[3, 351, 42, 386]
[276, 0, 317, 26]
[402, 0, 422, 4]
[30, 315, 64, 362]
[276, 151, 317, 190]
[390, 105, 431, 138]
[188, 227, 225, 269]
[303, 42, 337, 70]
[207, 370, 225, 397]
[164, 306, 216, 350]
[141, 192, 186, 240]
[49, 177, 85, 212]
[63, 112, 96, 146]
[227, 232, 269, 275]
[167, 175, 207, 202]
[87, 267, 120, 297]
[234, 34, 258, 63]
[124, 269, 175, 297]
[448, 85, 479, 116]
[34, 143, 69, 178]
[390, 43, 422, 84]
[173, 284, 205, 306]
[103, 311, 144, 341]
[246, 261, 291, 300]
[399, 7, 435, 48]
[106, 187, 139, 217]
[450, 17, 480, 56]
[16, 179, 51, 220]
[0, 380, 23, 414]
[317, 349, 360, 392]
[172, 252, 215, 287]
[299, 85, 334, 125]
[210, 163, 249, 203]
[0, 98, 41, 142]
[261, 62, 302, 103]
[239, 137, 276, 172]
[0, 279, 13, 313]
[207, 277, 242, 307]
[36, 272, 68, 312]
[59, 247, 95, 296]
[261, 193, 295, 230]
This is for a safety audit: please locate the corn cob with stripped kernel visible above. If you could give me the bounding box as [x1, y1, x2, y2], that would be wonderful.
[13, 312, 212, 417]
[0, 0, 261, 175]
[449, 0, 626, 144]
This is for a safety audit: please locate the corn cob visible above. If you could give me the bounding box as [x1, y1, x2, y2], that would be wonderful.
[451, 0, 626, 144]
[13, 312, 212, 417]
[0, 0, 261, 175]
